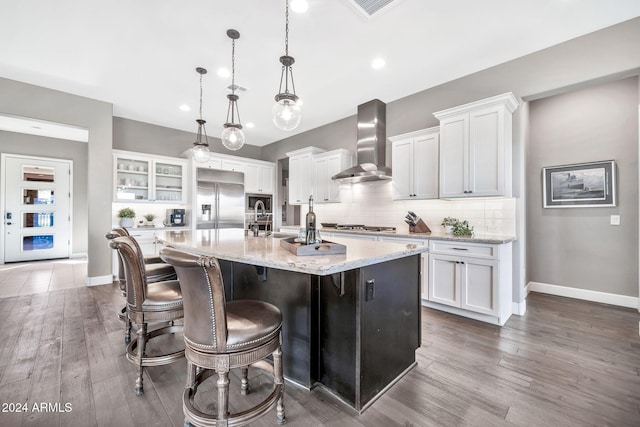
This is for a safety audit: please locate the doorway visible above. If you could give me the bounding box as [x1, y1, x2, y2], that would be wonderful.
[1, 154, 72, 263]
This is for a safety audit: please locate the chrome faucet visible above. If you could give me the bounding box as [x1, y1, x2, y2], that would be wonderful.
[253, 200, 266, 237]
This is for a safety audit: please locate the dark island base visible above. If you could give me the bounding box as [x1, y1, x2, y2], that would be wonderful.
[220, 254, 421, 412]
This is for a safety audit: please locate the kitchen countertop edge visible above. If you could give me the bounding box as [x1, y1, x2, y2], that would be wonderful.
[280, 226, 515, 245]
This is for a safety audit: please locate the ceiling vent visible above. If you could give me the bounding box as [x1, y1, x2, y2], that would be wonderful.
[346, 0, 399, 18]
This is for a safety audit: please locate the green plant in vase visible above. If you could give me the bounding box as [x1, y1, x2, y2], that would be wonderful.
[452, 219, 474, 236]
[441, 217, 457, 234]
[118, 207, 136, 228]
[143, 213, 156, 226]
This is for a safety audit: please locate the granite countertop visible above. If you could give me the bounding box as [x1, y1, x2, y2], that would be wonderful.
[155, 229, 427, 276]
[113, 225, 190, 232]
[280, 226, 515, 245]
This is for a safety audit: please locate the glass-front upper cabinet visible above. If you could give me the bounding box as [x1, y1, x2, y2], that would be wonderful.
[114, 155, 151, 201]
[113, 151, 187, 203]
[153, 162, 184, 202]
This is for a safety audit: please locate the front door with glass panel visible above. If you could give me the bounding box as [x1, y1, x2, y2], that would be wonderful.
[3, 155, 71, 262]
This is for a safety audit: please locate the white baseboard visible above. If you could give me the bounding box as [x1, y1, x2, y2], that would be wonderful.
[70, 252, 88, 259]
[528, 281, 638, 309]
[511, 300, 527, 316]
[86, 275, 113, 286]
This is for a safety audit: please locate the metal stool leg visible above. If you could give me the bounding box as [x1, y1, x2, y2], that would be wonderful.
[135, 322, 147, 395]
[217, 369, 230, 427]
[274, 346, 286, 424]
[240, 367, 250, 396]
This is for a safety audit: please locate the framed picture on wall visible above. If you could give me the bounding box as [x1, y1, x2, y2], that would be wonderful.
[542, 160, 616, 208]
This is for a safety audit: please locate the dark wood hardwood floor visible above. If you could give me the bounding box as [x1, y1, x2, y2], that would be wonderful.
[0, 283, 639, 426]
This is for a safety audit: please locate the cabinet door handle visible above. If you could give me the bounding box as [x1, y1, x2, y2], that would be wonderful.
[452, 248, 469, 251]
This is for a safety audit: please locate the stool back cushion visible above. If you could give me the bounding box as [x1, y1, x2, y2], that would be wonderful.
[109, 236, 148, 310]
[160, 248, 228, 351]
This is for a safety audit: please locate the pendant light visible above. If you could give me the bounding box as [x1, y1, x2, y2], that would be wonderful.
[191, 67, 210, 163]
[273, 0, 302, 131]
[221, 29, 245, 151]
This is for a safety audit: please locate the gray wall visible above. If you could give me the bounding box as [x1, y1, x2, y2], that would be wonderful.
[114, 117, 263, 160]
[0, 77, 113, 280]
[0, 132, 88, 254]
[263, 17, 640, 164]
[261, 18, 640, 302]
[527, 77, 639, 297]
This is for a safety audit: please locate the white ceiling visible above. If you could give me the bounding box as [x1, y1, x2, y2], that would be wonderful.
[1, 0, 639, 147]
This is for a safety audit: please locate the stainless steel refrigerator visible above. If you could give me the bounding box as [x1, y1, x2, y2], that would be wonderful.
[196, 168, 245, 229]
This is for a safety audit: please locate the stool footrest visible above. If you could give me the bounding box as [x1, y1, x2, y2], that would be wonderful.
[126, 325, 185, 367]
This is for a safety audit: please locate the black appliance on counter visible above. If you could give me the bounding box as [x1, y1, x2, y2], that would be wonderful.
[165, 208, 186, 226]
[246, 193, 272, 213]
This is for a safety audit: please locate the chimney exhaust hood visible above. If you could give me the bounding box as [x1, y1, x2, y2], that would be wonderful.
[332, 99, 392, 183]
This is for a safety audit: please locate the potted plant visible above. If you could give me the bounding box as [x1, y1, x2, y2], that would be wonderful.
[452, 219, 474, 237]
[441, 217, 457, 234]
[143, 213, 156, 227]
[118, 207, 136, 228]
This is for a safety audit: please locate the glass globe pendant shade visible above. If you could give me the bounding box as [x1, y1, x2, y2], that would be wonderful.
[272, 97, 302, 131]
[192, 143, 210, 163]
[221, 125, 245, 151]
[191, 118, 210, 163]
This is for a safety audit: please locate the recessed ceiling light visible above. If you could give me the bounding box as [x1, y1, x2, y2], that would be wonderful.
[245, 122, 255, 129]
[217, 68, 230, 78]
[290, 0, 309, 13]
[371, 57, 386, 69]
[179, 104, 191, 112]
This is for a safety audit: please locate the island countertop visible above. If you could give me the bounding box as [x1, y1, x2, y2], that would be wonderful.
[155, 229, 427, 276]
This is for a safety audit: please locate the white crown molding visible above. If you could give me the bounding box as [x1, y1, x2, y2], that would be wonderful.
[433, 92, 520, 120]
[388, 126, 439, 142]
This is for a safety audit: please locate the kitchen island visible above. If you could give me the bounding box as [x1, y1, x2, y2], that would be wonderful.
[156, 229, 427, 412]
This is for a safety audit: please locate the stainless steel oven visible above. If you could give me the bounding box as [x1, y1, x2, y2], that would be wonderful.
[246, 194, 272, 213]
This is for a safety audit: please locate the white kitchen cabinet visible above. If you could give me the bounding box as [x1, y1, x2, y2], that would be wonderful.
[245, 163, 275, 194]
[434, 92, 518, 198]
[111, 228, 158, 277]
[200, 153, 276, 194]
[390, 128, 439, 200]
[286, 147, 326, 205]
[221, 158, 245, 174]
[114, 151, 187, 203]
[426, 240, 512, 325]
[312, 149, 352, 203]
[201, 158, 223, 170]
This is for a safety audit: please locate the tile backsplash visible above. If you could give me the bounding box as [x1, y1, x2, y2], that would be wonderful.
[112, 202, 187, 227]
[308, 180, 517, 236]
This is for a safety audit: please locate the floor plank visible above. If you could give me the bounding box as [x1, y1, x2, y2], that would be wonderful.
[0, 273, 639, 427]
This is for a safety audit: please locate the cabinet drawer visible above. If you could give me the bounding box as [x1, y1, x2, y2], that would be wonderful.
[429, 240, 495, 259]
[377, 236, 427, 246]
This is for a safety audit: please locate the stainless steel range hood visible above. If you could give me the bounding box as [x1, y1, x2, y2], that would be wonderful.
[332, 99, 392, 183]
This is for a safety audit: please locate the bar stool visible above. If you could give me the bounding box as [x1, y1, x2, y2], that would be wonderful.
[106, 228, 176, 343]
[110, 236, 184, 395]
[160, 247, 286, 426]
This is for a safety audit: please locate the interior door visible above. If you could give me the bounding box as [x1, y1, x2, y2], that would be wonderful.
[3, 155, 71, 262]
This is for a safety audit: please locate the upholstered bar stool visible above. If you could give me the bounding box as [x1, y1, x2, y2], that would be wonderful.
[161, 247, 286, 426]
[110, 236, 184, 395]
[106, 227, 177, 343]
